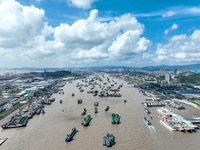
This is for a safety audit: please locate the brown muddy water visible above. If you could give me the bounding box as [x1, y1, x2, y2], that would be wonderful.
[1, 75, 200, 150]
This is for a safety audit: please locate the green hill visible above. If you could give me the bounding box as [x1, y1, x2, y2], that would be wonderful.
[176, 74, 200, 85]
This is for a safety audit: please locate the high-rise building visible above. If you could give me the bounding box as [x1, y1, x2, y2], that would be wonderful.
[174, 69, 177, 75]
[165, 74, 170, 83]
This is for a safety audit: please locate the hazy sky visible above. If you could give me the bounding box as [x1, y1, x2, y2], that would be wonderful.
[0, 0, 200, 68]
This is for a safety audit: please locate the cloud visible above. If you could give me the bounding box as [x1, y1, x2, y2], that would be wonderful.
[134, 6, 200, 19]
[67, 0, 97, 9]
[162, 7, 200, 18]
[108, 30, 151, 59]
[0, 0, 54, 61]
[153, 30, 200, 64]
[164, 23, 178, 35]
[162, 11, 176, 18]
[54, 9, 150, 63]
[0, 1, 150, 67]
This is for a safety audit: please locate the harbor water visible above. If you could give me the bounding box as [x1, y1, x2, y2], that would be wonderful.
[1, 75, 200, 150]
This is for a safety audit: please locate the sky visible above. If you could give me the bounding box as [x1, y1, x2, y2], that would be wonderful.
[0, 0, 200, 68]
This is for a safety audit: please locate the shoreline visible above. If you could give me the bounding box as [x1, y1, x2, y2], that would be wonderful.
[172, 99, 200, 110]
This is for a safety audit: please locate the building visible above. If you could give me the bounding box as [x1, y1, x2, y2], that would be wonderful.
[165, 74, 170, 83]
[174, 69, 177, 75]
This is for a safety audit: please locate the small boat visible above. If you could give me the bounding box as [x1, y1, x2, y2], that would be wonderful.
[77, 99, 83, 104]
[103, 133, 115, 147]
[94, 102, 99, 106]
[111, 114, 115, 124]
[144, 117, 151, 125]
[81, 111, 86, 115]
[144, 108, 151, 114]
[94, 107, 98, 113]
[36, 108, 41, 115]
[60, 100, 62, 104]
[41, 109, 45, 114]
[65, 127, 77, 142]
[81, 115, 91, 126]
[124, 100, 127, 103]
[81, 108, 87, 115]
[0, 138, 8, 146]
[105, 106, 109, 111]
[72, 93, 75, 97]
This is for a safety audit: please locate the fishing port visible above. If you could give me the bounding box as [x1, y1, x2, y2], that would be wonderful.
[1, 71, 200, 150]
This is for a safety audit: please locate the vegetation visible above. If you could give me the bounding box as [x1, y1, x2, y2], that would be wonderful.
[43, 70, 71, 77]
[188, 100, 200, 106]
[42, 70, 81, 78]
[176, 74, 200, 85]
[156, 75, 165, 81]
[0, 103, 23, 120]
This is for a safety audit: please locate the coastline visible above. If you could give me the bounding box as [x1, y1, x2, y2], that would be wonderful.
[172, 99, 200, 110]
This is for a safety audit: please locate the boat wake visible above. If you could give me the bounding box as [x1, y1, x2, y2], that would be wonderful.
[148, 125, 157, 139]
[148, 125, 156, 132]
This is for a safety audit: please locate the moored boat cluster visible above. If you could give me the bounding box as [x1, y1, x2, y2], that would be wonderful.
[157, 107, 197, 132]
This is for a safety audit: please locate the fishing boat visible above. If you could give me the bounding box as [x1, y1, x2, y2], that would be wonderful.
[103, 133, 115, 147]
[94, 102, 99, 106]
[77, 99, 83, 104]
[111, 114, 115, 124]
[81, 108, 87, 115]
[144, 108, 151, 114]
[94, 107, 98, 113]
[72, 93, 75, 97]
[105, 106, 109, 111]
[141, 102, 146, 106]
[114, 114, 120, 124]
[81, 115, 91, 126]
[65, 127, 77, 142]
[41, 109, 45, 114]
[144, 117, 151, 125]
